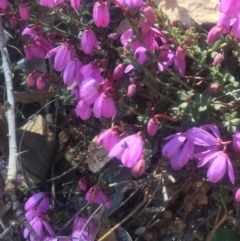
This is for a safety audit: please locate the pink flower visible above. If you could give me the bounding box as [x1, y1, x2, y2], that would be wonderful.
[79, 77, 101, 105]
[0, 0, 7, 9]
[40, 0, 64, 8]
[219, 0, 240, 17]
[134, 47, 148, 64]
[23, 217, 55, 241]
[124, 0, 143, 8]
[19, 2, 29, 21]
[207, 26, 221, 43]
[46, 43, 74, 71]
[158, 49, 175, 72]
[70, 0, 80, 10]
[71, 85, 80, 101]
[36, 75, 46, 90]
[127, 84, 136, 98]
[73, 216, 97, 234]
[97, 128, 119, 151]
[131, 158, 146, 177]
[76, 100, 92, 120]
[213, 53, 223, 66]
[93, 92, 117, 118]
[233, 132, 240, 153]
[232, 16, 240, 38]
[235, 189, 240, 202]
[22, 26, 40, 37]
[81, 62, 103, 82]
[120, 29, 141, 51]
[26, 73, 36, 87]
[85, 186, 112, 208]
[113, 64, 125, 80]
[210, 83, 219, 91]
[93, 1, 110, 28]
[197, 151, 235, 184]
[81, 28, 100, 54]
[162, 133, 194, 170]
[63, 59, 83, 86]
[143, 6, 155, 25]
[34, 35, 51, 57]
[72, 230, 94, 241]
[174, 46, 186, 77]
[109, 133, 143, 168]
[147, 118, 158, 136]
[78, 177, 87, 191]
[217, 13, 231, 34]
[10, 16, 18, 29]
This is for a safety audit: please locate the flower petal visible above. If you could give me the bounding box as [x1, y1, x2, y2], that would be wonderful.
[227, 157, 235, 184]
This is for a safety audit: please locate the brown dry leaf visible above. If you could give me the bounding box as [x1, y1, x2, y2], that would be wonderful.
[87, 137, 111, 173]
[168, 218, 186, 233]
[184, 192, 208, 212]
[57, 130, 70, 153]
[97, 212, 118, 241]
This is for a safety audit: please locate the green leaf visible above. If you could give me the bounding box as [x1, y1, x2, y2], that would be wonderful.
[212, 228, 240, 241]
[230, 118, 240, 126]
[177, 91, 188, 101]
[179, 102, 188, 109]
[198, 105, 207, 112]
[212, 39, 222, 51]
[230, 111, 238, 118]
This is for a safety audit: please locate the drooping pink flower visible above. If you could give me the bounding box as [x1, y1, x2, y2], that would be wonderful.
[26, 73, 36, 87]
[127, 84, 136, 98]
[0, 0, 7, 9]
[210, 83, 219, 91]
[81, 62, 103, 82]
[10, 16, 18, 29]
[85, 186, 112, 208]
[113, 63, 125, 80]
[93, 1, 110, 28]
[207, 26, 221, 43]
[197, 150, 235, 184]
[147, 118, 158, 136]
[78, 177, 87, 191]
[218, 0, 240, 17]
[233, 132, 240, 153]
[19, 2, 29, 21]
[120, 29, 142, 51]
[22, 26, 40, 37]
[158, 49, 175, 72]
[81, 28, 100, 55]
[143, 6, 155, 24]
[162, 133, 194, 170]
[93, 92, 117, 118]
[124, 0, 143, 8]
[235, 189, 240, 202]
[174, 46, 186, 77]
[36, 75, 46, 90]
[213, 53, 223, 66]
[76, 100, 92, 120]
[72, 230, 94, 241]
[23, 217, 55, 241]
[131, 157, 146, 177]
[217, 13, 231, 34]
[70, 0, 80, 10]
[97, 128, 119, 151]
[109, 133, 143, 168]
[134, 47, 148, 64]
[63, 59, 83, 86]
[34, 35, 51, 58]
[73, 216, 97, 234]
[40, 0, 64, 8]
[79, 77, 101, 104]
[232, 16, 240, 39]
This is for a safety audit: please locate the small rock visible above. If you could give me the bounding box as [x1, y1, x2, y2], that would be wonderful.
[157, 0, 220, 26]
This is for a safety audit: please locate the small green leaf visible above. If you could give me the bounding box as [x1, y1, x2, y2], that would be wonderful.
[230, 118, 240, 126]
[198, 105, 207, 112]
[179, 102, 188, 109]
[177, 91, 188, 101]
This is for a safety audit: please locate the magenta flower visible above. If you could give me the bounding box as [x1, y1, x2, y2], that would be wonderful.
[131, 158, 146, 177]
[158, 49, 175, 72]
[0, 0, 7, 9]
[120, 29, 141, 51]
[233, 132, 240, 153]
[174, 46, 186, 77]
[79, 77, 101, 105]
[22, 26, 40, 37]
[162, 133, 194, 170]
[207, 26, 221, 43]
[78, 177, 87, 191]
[93, 1, 110, 28]
[127, 84, 136, 98]
[113, 63, 125, 80]
[197, 150, 235, 184]
[97, 128, 119, 151]
[210, 83, 219, 91]
[40, 0, 64, 8]
[212, 53, 223, 66]
[81, 28, 100, 55]
[143, 6, 155, 25]
[232, 16, 240, 39]
[218, 0, 240, 17]
[63, 59, 83, 86]
[76, 100, 92, 120]
[217, 13, 231, 34]
[72, 230, 94, 241]
[70, 0, 80, 10]
[134, 47, 148, 64]
[36, 75, 46, 90]
[26, 73, 36, 87]
[24, 192, 50, 216]
[23, 217, 55, 241]
[124, 0, 143, 8]
[85, 186, 112, 208]
[81, 62, 103, 82]
[93, 92, 117, 118]
[147, 118, 158, 136]
[235, 189, 240, 202]
[109, 133, 143, 168]
[73, 216, 97, 234]
[19, 2, 29, 21]
[71, 85, 80, 101]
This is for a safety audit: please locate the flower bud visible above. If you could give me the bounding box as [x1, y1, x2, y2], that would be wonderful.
[131, 158, 146, 178]
[70, 0, 80, 10]
[210, 83, 219, 91]
[10, 16, 18, 29]
[207, 26, 221, 43]
[235, 189, 240, 202]
[36, 75, 46, 90]
[147, 118, 159, 136]
[213, 53, 223, 66]
[93, 1, 110, 28]
[127, 84, 136, 98]
[108, 33, 119, 40]
[81, 28, 100, 55]
[233, 132, 240, 153]
[26, 73, 36, 87]
[143, 6, 155, 24]
[113, 63, 124, 80]
[19, 2, 29, 21]
[78, 177, 87, 191]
